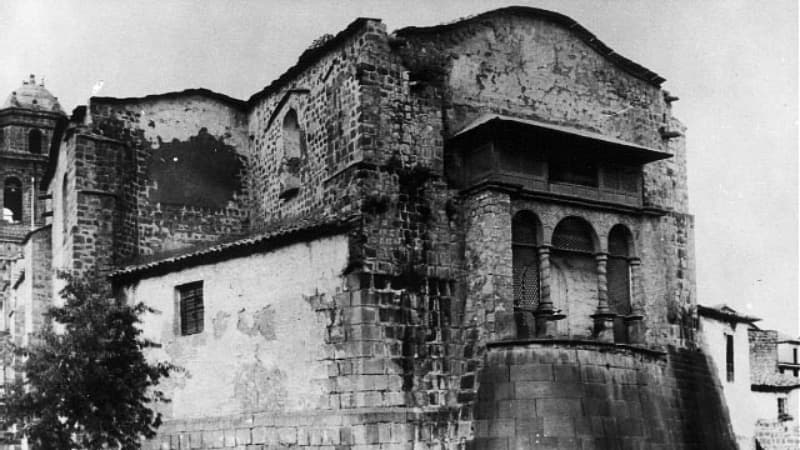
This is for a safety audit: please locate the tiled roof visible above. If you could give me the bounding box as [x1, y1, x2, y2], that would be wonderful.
[698, 304, 761, 324]
[110, 214, 356, 281]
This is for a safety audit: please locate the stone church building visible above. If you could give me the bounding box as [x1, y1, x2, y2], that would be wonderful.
[1, 6, 739, 449]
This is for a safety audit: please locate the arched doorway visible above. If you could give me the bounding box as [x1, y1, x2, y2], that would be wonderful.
[551, 217, 598, 337]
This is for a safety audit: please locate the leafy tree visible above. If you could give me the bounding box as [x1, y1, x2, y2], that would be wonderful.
[2, 273, 175, 449]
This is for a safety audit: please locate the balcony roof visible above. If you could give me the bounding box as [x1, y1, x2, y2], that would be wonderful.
[450, 114, 673, 164]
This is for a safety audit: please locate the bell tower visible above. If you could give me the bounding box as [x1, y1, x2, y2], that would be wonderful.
[0, 74, 65, 259]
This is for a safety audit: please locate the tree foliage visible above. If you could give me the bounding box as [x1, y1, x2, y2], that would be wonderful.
[2, 273, 175, 449]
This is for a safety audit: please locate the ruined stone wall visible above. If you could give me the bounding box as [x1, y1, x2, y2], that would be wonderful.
[89, 95, 250, 262]
[245, 21, 385, 228]
[69, 134, 130, 274]
[105, 8, 721, 448]
[124, 234, 348, 422]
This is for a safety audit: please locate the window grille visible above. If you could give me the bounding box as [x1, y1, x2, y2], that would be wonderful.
[513, 246, 539, 308]
[552, 218, 594, 253]
[512, 211, 541, 308]
[178, 281, 204, 336]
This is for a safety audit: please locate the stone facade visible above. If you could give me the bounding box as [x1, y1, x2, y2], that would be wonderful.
[4, 6, 740, 449]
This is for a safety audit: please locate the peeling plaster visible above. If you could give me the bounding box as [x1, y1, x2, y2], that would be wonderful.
[237, 305, 277, 340]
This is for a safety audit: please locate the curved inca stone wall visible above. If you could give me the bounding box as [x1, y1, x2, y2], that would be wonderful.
[473, 341, 737, 449]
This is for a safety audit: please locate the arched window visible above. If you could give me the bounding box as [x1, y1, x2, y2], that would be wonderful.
[608, 225, 633, 342]
[282, 109, 303, 161]
[28, 129, 42, 154]
[3, 178, 22, 223]
[512, 211, 541, 310]
[552, 217, 596, 253]
[551, 217, 598, 337]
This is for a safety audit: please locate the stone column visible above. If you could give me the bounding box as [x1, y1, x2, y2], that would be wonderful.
[624, 258, 645, 344]
[533, 246, 563, 337]
[591, 253, 616, 342]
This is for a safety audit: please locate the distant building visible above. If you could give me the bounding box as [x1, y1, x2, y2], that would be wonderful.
[699, 304, 800, 450]
[2, 7, 743, 449]
[778, 334, 800, 379]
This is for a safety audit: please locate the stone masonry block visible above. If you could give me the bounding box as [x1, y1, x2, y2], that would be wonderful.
[234, 428, 251, 446]
[582, 365, 607, 383]
[509, 363, 553, 381]
[277, 427, 297, 445]
[480, 365, 509, 383]
[516, 381, 583, 399]
[536, 398, 583, 417]
[543, 416, 576, 437]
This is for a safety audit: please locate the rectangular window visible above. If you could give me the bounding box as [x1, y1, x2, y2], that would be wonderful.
[778, 398, 786, 416]
[178, 281, 204, 336]
[725, 334, 734, 382]
[793, 348, 797, 364]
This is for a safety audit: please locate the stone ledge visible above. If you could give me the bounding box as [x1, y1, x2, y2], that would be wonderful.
[485, 337, 667, 358]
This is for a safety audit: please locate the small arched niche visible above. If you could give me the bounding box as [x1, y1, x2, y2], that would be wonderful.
[282, 109, 304, 162]
[279, 109, 304, 201]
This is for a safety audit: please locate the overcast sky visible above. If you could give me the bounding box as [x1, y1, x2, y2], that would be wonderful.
[1, 0, 797, 334]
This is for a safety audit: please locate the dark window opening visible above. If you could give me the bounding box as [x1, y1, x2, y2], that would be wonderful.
[178, 281, 204, 336]
[794, 348, 797, 364]
[726, 334, 734, 382]
[512, 211, 540, 309]
[549, 156, 598, 187]
[62, 174, 68, 237]
[28, 129, 42, 154]
[3, 178, 22, 223]
[608, 225, 633, 343]
[778, 398, 788, 420]
[604, 165, 640, 192]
